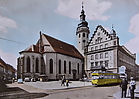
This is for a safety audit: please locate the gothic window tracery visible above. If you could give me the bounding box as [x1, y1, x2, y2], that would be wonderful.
[50, 59, 53, 74]
[36, 58, 39, 73]
[27, 56, 30, 73]
[69, 61, 71, 74]
[64, 61, 66, 74]
[77, 63, 79, 74]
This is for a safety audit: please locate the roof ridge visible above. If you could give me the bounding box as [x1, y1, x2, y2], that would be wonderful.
[42, 33, 74, 47]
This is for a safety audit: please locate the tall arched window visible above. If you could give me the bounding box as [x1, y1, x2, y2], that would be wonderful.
[59, 60, 61, 74]
[36, 58, 39, 73]
[69, 61, 71, 74]
[64, 61, 66, 74]
[50, 59, 53, 74]
[27, 56, 30, 73]
[78, 63, 79, 74]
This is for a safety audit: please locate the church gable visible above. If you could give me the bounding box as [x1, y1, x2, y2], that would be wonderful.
[88, 25, 112, 46]
[41, 34, 55, 52]
[43, 34, 83, 59]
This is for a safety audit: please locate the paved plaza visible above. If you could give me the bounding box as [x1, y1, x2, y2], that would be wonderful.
[6, 81, 139, 99]
[24, 80, 92, 90]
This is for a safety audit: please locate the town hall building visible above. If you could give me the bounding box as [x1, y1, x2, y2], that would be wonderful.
[76, 4, 137, 79]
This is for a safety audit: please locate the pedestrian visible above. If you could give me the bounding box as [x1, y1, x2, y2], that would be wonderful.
[61, 76, 65, 86]
[129, 77, 136, 99]
[66, 79, 69, 87]
[12, 77, 15, 83]
[120, 77, 128, 98]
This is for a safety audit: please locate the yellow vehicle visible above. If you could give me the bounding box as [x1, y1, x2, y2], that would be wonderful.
[92, 72, 122, 86]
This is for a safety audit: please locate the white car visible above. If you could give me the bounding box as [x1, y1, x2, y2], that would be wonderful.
[24, 78, 30, 82]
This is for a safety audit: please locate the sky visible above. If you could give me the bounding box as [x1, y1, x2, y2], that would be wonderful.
[0, 0, 139, 69]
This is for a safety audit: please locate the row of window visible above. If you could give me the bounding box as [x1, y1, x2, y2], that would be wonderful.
[91, 43, 108, 51]
[92, 75, 119, 80]
[95, 37, 102, 44]
[56, 60, 80, 75]
[26, 57, 80, 75]
[26, 57, 39, 73]
[79, 40, 86, 44]
[78, 33, 88, 38]
[91, 52, 108, 60]
[90, 60, 109, 68]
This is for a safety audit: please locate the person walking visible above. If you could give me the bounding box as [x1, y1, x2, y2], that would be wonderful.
[66, 79, 69, 87]
[120, 78, 128, 98]
[129, 77, 136, 99]
[61, 76, 65, 86]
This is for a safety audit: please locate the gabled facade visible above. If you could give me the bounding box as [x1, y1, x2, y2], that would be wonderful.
[81, 25, 136, 79]
[85, 25, 119, 75]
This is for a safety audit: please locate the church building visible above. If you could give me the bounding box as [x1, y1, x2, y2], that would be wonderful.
[17, 33, 83, 81]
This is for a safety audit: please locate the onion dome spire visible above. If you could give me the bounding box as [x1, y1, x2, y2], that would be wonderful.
[80, 1, 86, 22]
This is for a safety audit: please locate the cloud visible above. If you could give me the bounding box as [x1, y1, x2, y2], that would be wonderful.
[125, 13, 139, 53]
[0, 49, 17, 69]
[134, 0, 139, 6]
[56, 0, 112, 21]
[0, 15, 17, 33]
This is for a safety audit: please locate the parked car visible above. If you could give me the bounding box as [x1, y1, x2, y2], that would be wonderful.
[24, 78, 30, 82]
[18, 79, 23, 84]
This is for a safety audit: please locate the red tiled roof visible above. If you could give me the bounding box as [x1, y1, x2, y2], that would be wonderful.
[43, 34, 83, 59]
[21, 33, 83, 59]
[7, 64, 16, 73]
[0, 58, 7, 68]
[21, 44, 39, 53]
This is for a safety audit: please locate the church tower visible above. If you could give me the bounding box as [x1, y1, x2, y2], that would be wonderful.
[76, 2, 90, 55]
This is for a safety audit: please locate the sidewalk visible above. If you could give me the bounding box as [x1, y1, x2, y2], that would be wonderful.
[113, 82, 139, 99]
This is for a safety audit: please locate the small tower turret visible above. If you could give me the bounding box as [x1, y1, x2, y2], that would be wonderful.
[111, 25, 116, 39]
[76, 2, 90, 55]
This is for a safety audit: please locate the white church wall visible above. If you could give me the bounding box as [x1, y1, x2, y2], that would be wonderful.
[43, 53, 83, 80]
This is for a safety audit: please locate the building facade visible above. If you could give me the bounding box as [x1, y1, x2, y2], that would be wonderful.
[76, 4, 137, 79]
[17, 33, 83, 81]
[0, 58, 16, 82]
[84, 25, 136, 79]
